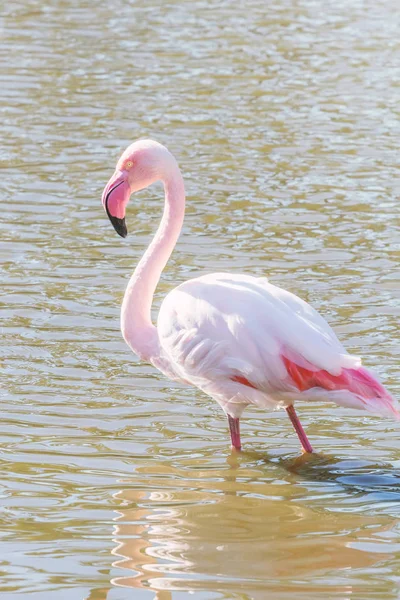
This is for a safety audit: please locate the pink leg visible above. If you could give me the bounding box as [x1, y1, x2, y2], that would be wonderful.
[286, 405, 313, 453]
[228, 415, 241, 450]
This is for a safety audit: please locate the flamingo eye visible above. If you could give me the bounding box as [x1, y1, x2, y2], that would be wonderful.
[125, 161, 133, 169]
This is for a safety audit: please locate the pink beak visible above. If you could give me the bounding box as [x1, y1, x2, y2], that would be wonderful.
[101, 170, 131, 238]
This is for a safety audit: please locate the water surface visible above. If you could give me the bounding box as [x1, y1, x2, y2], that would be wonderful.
[1, 1, 400, 598]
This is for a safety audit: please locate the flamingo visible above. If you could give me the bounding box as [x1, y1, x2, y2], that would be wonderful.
[101, 139, 399, 453]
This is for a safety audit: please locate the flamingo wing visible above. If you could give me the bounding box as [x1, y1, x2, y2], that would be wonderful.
[156, 272, 398, 419]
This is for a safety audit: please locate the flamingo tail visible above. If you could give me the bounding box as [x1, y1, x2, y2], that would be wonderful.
[282, 355, 399, 420]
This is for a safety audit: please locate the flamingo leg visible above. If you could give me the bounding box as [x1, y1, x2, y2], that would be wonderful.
[286, 405, 313, 453]
[228, 415, 241, 450]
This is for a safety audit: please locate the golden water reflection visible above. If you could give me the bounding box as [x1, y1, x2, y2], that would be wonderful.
[110, 452, 397, 598]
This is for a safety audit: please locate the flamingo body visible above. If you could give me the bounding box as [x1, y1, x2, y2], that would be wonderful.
[156, 272, 397, 420]
[101, 139, 399, 453]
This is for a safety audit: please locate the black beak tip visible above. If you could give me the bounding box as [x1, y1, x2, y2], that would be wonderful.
[109, 216, 128, 238]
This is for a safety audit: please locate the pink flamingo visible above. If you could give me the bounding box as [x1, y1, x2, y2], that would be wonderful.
[102, 139, 399, 453]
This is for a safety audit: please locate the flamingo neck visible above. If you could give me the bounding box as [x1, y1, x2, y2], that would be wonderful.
[121, 167, 185, 361]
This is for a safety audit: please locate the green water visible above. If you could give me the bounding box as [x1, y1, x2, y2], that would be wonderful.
[1, 1, 400, 598]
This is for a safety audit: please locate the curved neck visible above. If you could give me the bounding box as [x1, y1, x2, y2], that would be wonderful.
[121, 167, 185, 361]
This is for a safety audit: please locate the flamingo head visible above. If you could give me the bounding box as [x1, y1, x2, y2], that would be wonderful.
[101, 139, 175, 238]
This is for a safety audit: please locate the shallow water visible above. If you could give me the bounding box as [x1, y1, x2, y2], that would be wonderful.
[1, 0, 400, 598]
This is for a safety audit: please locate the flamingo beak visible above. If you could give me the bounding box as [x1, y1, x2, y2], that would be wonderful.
[101, 170, 130, 238]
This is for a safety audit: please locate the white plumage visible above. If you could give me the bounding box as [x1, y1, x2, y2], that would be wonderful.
[157, 272, 362, 417]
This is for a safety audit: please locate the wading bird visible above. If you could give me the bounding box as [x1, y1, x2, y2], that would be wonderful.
[102, 139, 398, 453]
